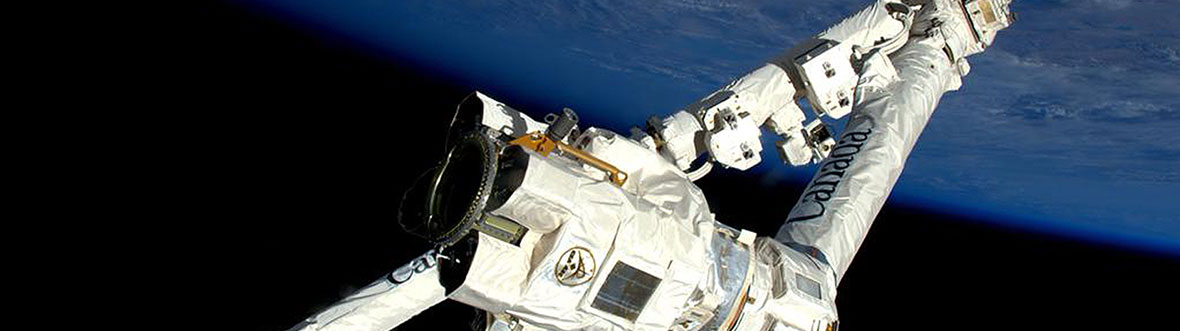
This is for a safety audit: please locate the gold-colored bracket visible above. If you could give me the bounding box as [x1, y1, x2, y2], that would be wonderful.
[508, 132, 628, 186]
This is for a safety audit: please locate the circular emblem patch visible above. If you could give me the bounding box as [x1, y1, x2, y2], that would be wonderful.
[555, 247, 596, 286]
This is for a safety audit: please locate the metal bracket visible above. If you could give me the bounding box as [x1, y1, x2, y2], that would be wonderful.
[509, 131, 629, 186]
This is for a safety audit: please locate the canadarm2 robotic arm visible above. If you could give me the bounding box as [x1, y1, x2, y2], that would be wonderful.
[644, 0, 1014, 282]
[288, 1, 1014, 330]
[777, 0, 1015, 282]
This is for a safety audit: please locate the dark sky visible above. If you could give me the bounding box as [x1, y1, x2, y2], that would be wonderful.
[183, 2, 1179, 330]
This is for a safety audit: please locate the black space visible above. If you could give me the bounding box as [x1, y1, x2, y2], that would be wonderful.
[180, 2, 1178, 330]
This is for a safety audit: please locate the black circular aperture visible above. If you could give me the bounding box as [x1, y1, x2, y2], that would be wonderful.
[398, 132, 498, 247]
[431, 139, 487, 231]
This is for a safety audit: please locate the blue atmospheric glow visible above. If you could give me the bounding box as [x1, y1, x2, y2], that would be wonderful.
[239, 0, 1180, 255]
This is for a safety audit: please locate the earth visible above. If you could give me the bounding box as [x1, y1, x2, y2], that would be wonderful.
[240, 0, 1179, 254]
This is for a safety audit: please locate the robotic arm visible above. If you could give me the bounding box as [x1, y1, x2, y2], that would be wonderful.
[288, 251, 447, 331]
[289, 1, 1014, 330]
[780, 0, 1016, 282]
[643, 0, 1012, 171]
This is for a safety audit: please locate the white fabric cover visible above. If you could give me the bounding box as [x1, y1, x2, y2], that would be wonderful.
[487, 129, 716, 330]
[475, 91, 548, 137]
[818, 0, 909, 52]
[723, 64, 799, 126]
[777, 32, 963, 282]
[448, 232, 536, 313]
[489, 153, 584, 234]
[287, 252, 447, 331]
[732, 239, 840, 331]
[657, 110, 706, 170]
